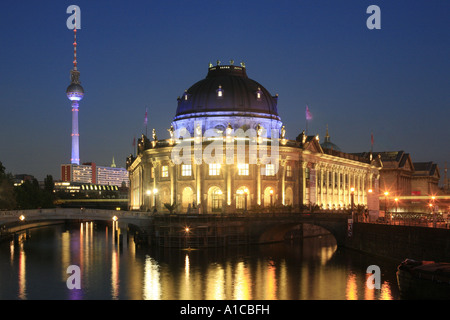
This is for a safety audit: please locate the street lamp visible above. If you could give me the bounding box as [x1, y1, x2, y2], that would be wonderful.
[431, 196, 436, 228]
[184, 226, 190, 248]
[384, 191, 389, 218]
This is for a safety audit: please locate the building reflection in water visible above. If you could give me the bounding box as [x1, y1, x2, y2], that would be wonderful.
[18, 241, 26, 300]
[1, 224, 399, 300]
[111, 220, 119, 299]
[8, 234, 27, 299]
[143, 255, 160, 300]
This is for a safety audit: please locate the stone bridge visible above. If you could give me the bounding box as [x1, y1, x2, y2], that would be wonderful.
[0, 208, 351, 247]
[146, 213, 351, 247]
[3, 208, 450, 262]
[0, 208, 152, 234]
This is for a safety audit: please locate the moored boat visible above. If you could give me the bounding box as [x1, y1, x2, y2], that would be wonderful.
[396, 259, 450, 299]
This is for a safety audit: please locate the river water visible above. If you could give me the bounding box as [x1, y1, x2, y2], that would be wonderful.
[0, 222, 400, 300]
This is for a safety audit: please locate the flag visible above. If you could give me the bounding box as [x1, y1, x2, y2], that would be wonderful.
[305, 105, 312, 121]
[144, 108, 148, 126]
[371, 132, 374, 145]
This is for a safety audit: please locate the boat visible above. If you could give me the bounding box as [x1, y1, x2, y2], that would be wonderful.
[396, 259, 450, 299]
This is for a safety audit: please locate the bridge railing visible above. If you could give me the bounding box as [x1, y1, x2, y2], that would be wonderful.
[0, 208, 152, 224]
[353, 211, 450, 229]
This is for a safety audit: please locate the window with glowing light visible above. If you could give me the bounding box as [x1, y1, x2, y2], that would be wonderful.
[209, 163, 221, 176]
[256, 87, 263, 100]
[237, 164, 249, 176]
[265, 164, 275, 176]
[286, 165, 292, 178]
[161, 165, 169, 178]
[236, 187, 249, 210]
[210, 187, 223, 211]
[181, 165, 192, 177]
[216, 85, 224, 98]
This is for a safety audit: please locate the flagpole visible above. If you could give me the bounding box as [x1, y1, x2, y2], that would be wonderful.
[144, 107, 148, 137]
[305, 104, 312, 136]
[371, 132, 374, 153]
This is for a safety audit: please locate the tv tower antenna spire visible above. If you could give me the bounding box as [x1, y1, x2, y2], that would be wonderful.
[66, 7, 84, 165]
[73, 10, 78, 71]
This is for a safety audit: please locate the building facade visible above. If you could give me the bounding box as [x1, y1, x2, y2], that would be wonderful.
[127, 63, 382, 215]
[61, 162, 129, 187]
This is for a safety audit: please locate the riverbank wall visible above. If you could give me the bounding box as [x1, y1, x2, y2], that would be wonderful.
[345, 222, 450, 262]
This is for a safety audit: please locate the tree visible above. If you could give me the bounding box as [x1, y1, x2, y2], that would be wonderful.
[44, 175, 54, 193]
[42, 175, 55, 208]
[0, 161, 16, 209]
[14, 178, 41, 209]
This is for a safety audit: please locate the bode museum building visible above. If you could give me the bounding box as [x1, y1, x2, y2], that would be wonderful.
[126, 62, 383, 215]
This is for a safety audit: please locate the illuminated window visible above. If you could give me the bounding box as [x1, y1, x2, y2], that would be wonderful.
[286, 165, 292, 178]
[151, 167, 155, 179]
[161, 165, 169, 178]
[216, 85, 223, 98]
[238, 164, 249, 176]
[265, 164, 275, 176]
[209, 163, 221, 176]
[210, 187, 223, 211]
[236, 187, 249, 210]
[181, 164, 192, 177]
[256, 87, 263, 100]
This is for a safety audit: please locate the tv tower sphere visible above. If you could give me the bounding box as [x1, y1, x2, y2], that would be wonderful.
[66, 81, 84, 101]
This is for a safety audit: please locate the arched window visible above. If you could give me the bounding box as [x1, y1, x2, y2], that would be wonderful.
[236, 186, 249, 210]
[263, 187, 275, 207]
[181, 187, 194, 211]
[285, 187, 293, 206]
[208, 186, 223, 212]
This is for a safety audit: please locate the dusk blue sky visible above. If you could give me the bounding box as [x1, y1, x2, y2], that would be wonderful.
[1, 1, 449, 184]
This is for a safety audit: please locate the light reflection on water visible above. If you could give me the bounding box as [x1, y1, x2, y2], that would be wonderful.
[0, 223, 400, 300]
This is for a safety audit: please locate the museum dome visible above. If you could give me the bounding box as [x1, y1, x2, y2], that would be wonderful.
[172, 62, 283, 137]
[175, 63, 279, 118]
[320, 127, 341, 151]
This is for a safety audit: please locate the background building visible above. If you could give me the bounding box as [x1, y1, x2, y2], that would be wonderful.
[61, 160, 129, 187]
[356, 151, 444, 213]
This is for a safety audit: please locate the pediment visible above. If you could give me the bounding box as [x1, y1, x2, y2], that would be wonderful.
[304, 137, 323, 153]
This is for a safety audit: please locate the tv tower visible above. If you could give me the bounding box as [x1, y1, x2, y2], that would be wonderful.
[66, 11, 84, 165]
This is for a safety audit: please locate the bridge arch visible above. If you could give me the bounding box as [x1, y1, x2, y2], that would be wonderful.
[258, 223, 333, 243]
[256, 216, 349, 247]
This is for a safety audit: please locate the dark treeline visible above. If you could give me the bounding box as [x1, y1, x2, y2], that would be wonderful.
[0, 161, 55, 210]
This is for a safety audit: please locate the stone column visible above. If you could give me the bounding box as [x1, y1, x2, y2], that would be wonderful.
[309, 163, 317, 207]
[280, 159, 286, 205]
[257, 161, 261, 206]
